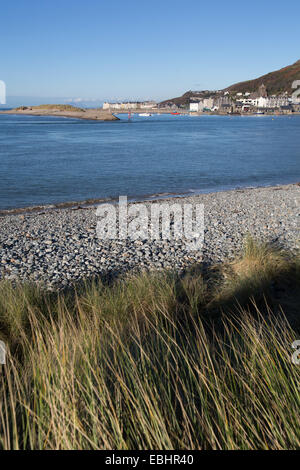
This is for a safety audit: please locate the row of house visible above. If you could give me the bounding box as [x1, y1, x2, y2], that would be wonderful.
[103, 101, 157, 110]
[237, 96, 290, 108]
[218, 102, 300, 114]
[189, 83, 300, 114]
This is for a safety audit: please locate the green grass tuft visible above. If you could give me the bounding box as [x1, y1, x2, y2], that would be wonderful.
[0, 239, 299, 449]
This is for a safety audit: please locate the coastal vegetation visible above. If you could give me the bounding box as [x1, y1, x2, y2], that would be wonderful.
[15, 104, 86, 112]
[0, 238, 299, 450]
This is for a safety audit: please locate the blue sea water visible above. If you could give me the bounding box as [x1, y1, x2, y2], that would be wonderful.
[0, 113, 299, 210]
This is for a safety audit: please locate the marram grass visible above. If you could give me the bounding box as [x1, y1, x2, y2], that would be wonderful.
[0, 239, 299, 450]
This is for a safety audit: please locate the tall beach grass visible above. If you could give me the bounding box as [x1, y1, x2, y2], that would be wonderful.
[0, 238, 299, 450]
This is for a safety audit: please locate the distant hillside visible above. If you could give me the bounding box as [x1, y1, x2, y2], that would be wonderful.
[159, 91, 194, 107]
[160, 60, 300, 106]
[225, 59, 300, 95]
[159, 90, 217, 107]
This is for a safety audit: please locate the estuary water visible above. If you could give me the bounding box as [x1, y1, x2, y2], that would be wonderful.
[0, 112, 299, 210]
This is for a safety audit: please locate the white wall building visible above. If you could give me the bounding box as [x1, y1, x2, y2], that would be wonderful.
[140, 101, 157, 108]
[203, 98, 214, 110]
[190, 98, 214, 112]
[103, 101, 157, 110]
[190, 102, 201, 112]
[291, 94, 300, 104]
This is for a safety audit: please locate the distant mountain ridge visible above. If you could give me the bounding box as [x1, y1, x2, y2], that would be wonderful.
[160, 59, 300, 106]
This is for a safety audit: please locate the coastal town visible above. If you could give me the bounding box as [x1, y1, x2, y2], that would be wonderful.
[188, 83, 300, 115]
[102, 83, 300, 115]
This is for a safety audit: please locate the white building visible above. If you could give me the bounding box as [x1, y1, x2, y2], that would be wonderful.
[203, 98, 214, 110]
[291, 94, 300, 104]
[140, 101, 157, 108]
[236, 98, 255, 107]
[103, 101, 157, 110]
[255, 96, 289, 108]
[190, 98, 214, 112]
[190, 102, 201, 112]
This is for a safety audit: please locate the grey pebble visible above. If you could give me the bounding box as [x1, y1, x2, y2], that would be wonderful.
[0, 183, 299, 288]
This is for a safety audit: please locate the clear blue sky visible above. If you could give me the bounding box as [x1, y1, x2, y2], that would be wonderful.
[1, 0, 300, 103]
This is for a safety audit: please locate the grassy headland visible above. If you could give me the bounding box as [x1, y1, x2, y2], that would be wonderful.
[0, 104, 119, 121]
[0, 238, 299, 450]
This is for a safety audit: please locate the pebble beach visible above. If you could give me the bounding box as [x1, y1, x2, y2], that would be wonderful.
[0, 183, 299, 289]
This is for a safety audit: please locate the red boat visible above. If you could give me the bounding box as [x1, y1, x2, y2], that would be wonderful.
[171, 112, 180, 115]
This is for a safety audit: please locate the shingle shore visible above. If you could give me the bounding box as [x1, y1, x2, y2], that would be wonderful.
[0, 184, 299, 288]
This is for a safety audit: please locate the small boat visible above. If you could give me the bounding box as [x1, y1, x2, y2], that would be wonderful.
[139, 113, 151, 117]
[171, 112, 180, 115]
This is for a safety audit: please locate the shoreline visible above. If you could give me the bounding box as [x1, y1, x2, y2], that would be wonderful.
[0, 183, 299, 288]
[2, 108, 299, 119]
[1, 180, 299, 217]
